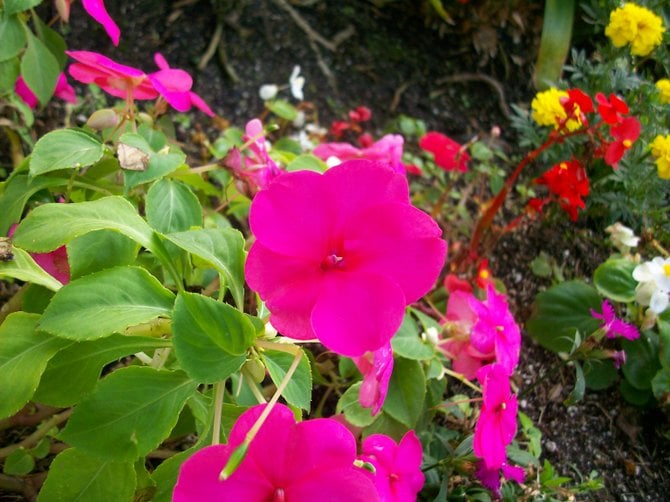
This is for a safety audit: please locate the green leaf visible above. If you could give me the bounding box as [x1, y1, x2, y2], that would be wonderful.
[266, 99, 297, 120]
[286, 154, 327, 173]
[583, 359, 618, 390]
[0, 57, 20, 92]
[0, 245, 65, 291]
[151, 446, 197, 502]
[392, 313, 435, 360]
[172, 292, 253, 383]
[30, 129, 105, 175]
[39, 266, 175, 340]
[33, 335, 171, 407]
[652, 368, 670, 400]
[336, 382, 376, 427]
[363, 412, 408, 442]
[533, 0, 575, 89]
[20, 30, 60, 106]
[146, 179, 203, 234]
[564, 361, 585, 405]
[526, 280, 602, 353]
[0, 12, 26, 61]
[383, 357, 425, 428]
[12, 196, 156, 253]
[593, 258, 637, 303]
[262, 349, 312, 411]
[619, 378, 652, 406]
[4, 0, 42, 15]
[0, 312, 70, 418]
[60, 367, 197, 460]
[622, 333, 660, 390]
[165, 228, 246, 309]
[35, 16, 67, 68]
[38, 448, 136, 502]
[3, 448, 35, 475]
[67, 230, 139, 279]
[124, 150, 186, 189]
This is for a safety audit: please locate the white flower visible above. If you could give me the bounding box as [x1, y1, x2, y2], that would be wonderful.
[325, 156, 341, 168]
[289, 65, 305, 101]
[632, 256, 670, 313]
[605, 222, 640, 253]
[259, 84, 279, 101]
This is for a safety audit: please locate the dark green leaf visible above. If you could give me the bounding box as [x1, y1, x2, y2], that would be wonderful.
[564, 361, 585, 405]
[0, 13, 25, 61]
[336, 382, 376, 427]
[20, 31, 60, 106]
[593, 258, 637, 303]
[5, 0, 42, 15]
[383, 357, 425, 427]
[622, 333, 660, 390]
[3, 448, 35, 475]
[67, 230, 139, 279]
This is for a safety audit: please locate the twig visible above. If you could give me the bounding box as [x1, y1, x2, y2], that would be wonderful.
[272, 0, 336, 51]
[198, 22, 223, 71]
[218, 33, 240, 83]
[0, 409, 72, 459]
[435, 72, 511, 118]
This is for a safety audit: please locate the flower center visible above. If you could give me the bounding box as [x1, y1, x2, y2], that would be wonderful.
[321, 252, 345, 271]
[623, 139, 633, 148]
[273, 488, 286, 502]
[663, 264, 670, 276]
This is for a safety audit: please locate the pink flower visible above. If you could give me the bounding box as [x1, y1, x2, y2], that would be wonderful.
[312, 134, 407, 174]
[15, 73, 77, 108]
[476, 461, 525, 498]
[353, 343, 394, 415]
[418, 132, 470, 172]
[359, 431, 425, 501]
[473, 363, 518, 469]
[469, 285, 521, 374]
[245, 159, 447, 357]
[8, 225, 69, 284]
[590, 300, 639, 341]
[148, 53, 215, 116]
[173, 403, 377, 501]
[56, 0, 120, 46]
[67, 51, 157, 101]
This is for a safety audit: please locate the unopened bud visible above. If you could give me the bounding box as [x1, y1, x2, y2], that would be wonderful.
[137, 112, 154, 126]
[219, 442, 249, 480]
[243, 358, 266, 384]
[86, 109, 119, 130]
[353, 459, 377, 474]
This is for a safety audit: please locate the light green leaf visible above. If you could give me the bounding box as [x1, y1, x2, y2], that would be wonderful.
[262, 349, 312, 411]
[146, 179, 203, 233]
[0, 12, 26, 61]
[336, 382, 376, 427]
[0, 312, 70, 419]
[38, 448, 136, 502]
[593, 258, 637, 303]
[5, 0, 42, 15]
[266, 99, 297, 120]
[172, 292, 253, 383]
[0, 57, 20, 92]
[286, 154, 327, 173]
[60, 367, 197, 460]
[392, 313, 435, 360]
[564, 361, 585, 405]
[33, 335, 171, 407]
[30, 129, 105, 175]
[67, 230, 139, 279]
[3, 448, 34, 475]
[38, 266, 175, 340]
[124, 151, 186, 189]
[165, 228, 246, 309]
[0, 245, 64, 291]
[533, 0, 575, 89]
[20, 30, 60, 106]
[383, 357, 425, 428]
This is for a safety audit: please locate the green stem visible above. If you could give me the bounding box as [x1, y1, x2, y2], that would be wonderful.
[211, 381, 226, 446]
[0, 409, 72, 459]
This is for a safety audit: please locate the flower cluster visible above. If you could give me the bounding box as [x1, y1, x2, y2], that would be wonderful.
[650, 134, 670, 179]
[633, 256, 670, 314]
[656, 79, 670, 105]
[605, 3, 665, 57]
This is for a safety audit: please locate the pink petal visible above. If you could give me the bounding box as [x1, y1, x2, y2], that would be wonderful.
[188, 91, 215, 116]
[502, 464, 525, 484]
[312, 142, 363, 161]
[153, 52, 171, 71]
[446, 290, 477, 326]
[311, 271, 406, 356]
[14, 77, 38, 108]
[149, 69, 194, 112]
[287, 467, 379, 502]
[473, 408, 507, 468]
[54, 73, 77, 103]
[81, 0, 121, 46]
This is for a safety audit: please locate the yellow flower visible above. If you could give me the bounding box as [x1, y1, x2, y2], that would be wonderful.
[650, 134, 670, 179]
[605, 3, 665, 57]
[531, 88, 582, 131]
[656, 79, 670, 104]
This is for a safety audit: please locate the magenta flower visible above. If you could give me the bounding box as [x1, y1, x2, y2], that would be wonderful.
[469, 285, 521, 375]
[67, 51, 158, 101]
[149, 53, 215, 116]
[359, 430, 425, 501]
[56, 0, 121, 46]
[590, 300, 639, 341]
[245, 159, 447, 356]
[473, 363, 518, 469]
[312, 134, 407, 174]
[476, 461, 525, 498]
[173, 403, 377, 501]
[15, 73, 76, 108]
[353, 343, 394, 415]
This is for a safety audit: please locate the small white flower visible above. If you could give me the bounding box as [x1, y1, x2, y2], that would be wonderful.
[289, 65, 305, 101]
[325, 156, 341, 168]
[259, 84, 279, 101]
[633, 256, 670, 313]
[605, 222, 640, 253]
[421, 326, 440, 347]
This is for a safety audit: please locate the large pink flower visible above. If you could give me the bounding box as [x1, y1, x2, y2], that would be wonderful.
[245, 159, 447, 356]
[473, 363, 518, 469]
[67, 51, 158, 100]
[353, 342, 394, 415]
[359, 431, 425, 501]
[312, 134, 407, 174]
[173, 404, 377, 501]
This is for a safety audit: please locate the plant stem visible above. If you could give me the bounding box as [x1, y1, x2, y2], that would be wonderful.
[0, 409, 72, 459]
[211, 381, 226, 446]
[442, 367, 482, 393]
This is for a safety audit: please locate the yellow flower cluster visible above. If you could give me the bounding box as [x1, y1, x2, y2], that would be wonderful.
[656, 79, 670, 104]
[605, 3, 665, 57]
[531, 88, 582, 131]
[650, 134, 670, 179]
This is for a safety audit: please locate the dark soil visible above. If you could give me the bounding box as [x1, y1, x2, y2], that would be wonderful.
[3, 0, 670, 500]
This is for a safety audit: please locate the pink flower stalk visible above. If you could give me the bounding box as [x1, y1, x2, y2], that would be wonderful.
[590, 300, 640, 341]
[15, 73, 76, 108]
[469, 285, 521, 375]
[476, 461, 525, 498]
[67, 51, 158, 101]
[353, 343, 394, 415]
[359, 431, 425, 501]
[473, 363, 518, 469]
[56, 0, 121, 46]
[245, 159, 447, 357]
[312, 134, 408, 174]
[418, 131, 470, 173]
[8, 225, 69, 285]
[149, 53, 215, 116]
[173, 404, 377, 501]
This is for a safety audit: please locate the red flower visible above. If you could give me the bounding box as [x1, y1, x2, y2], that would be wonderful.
[561, 88, 593, 125]
[349, 106, 372, 123]
[535, 159, 589, 221]
[475, 258, 493, 289]
[419, 132, 470, 172]
[596, 93, 629, 125]
[605, 116, 640, 167]
[330, 120, 350, 138]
